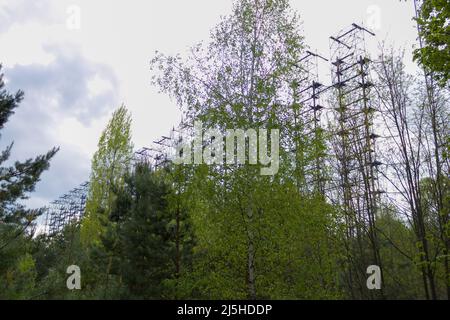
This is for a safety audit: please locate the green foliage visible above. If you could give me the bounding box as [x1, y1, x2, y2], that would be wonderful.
[0, 65, 57, 300]
[108, 163, 175, 298]
[81, 105, 133, 245]
[151, 0, 343, 299]
[0, 227, 38, 299]
[376, 208, 425, 299]
[0, 65, 58, 228]
[90, 163, 195, 299]
[183, 175, 343, 299]
[414, 0, 450, 86]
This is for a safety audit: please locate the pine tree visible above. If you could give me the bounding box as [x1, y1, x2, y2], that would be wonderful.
[102, 163, 194, 299]
[0, 65, 58, 299]
[0, 64, 58, 249]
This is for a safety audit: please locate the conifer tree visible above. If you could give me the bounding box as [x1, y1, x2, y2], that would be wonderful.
[0, 65, 58, 249]
[0, 65, 58, 299]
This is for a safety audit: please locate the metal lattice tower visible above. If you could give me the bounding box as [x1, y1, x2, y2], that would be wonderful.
[291, 50, 329, 194]
[328, 23, 384, 296]
[44, 132, 184, 237]
[44, 182, 89, 236]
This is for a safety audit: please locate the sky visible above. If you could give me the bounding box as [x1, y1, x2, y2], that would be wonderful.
[0, 0, 420, 210]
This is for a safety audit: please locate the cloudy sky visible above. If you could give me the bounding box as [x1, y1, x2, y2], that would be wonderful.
[0, 0, 419, 209]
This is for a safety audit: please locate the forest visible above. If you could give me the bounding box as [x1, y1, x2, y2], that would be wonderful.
[0, 0, 449, 300]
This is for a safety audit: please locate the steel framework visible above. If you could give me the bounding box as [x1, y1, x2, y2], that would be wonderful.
[43, 131, 184, 236]
[290, 49, 329, 194]
[44, 24, 385, 263]
[44, 182, 89, 236]
[328, 23, 384, 298]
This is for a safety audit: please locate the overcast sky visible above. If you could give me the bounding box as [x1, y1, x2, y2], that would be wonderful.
[0, 0, 420, 209]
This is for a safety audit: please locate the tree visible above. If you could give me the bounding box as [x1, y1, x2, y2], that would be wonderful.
[413, 0, 450, 298]
[90, 162, 194, 299]
[0, 64, 58, 299]
[151, 0, 341, 299]
[81, 105, 133, 246]
[414, 0, 450, 87]
[376, 205, 424, 299]
[373, 48, 449, 299]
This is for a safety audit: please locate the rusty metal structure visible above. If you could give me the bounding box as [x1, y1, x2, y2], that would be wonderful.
[44, 133, 182, 237]
[328, 23, 384, 298]
[44, 182, 89, 236]
[290, 49, 329, 194]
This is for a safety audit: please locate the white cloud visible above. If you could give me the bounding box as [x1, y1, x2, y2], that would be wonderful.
[87, 74, 113, 98]
[1, 46, 119, 208]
